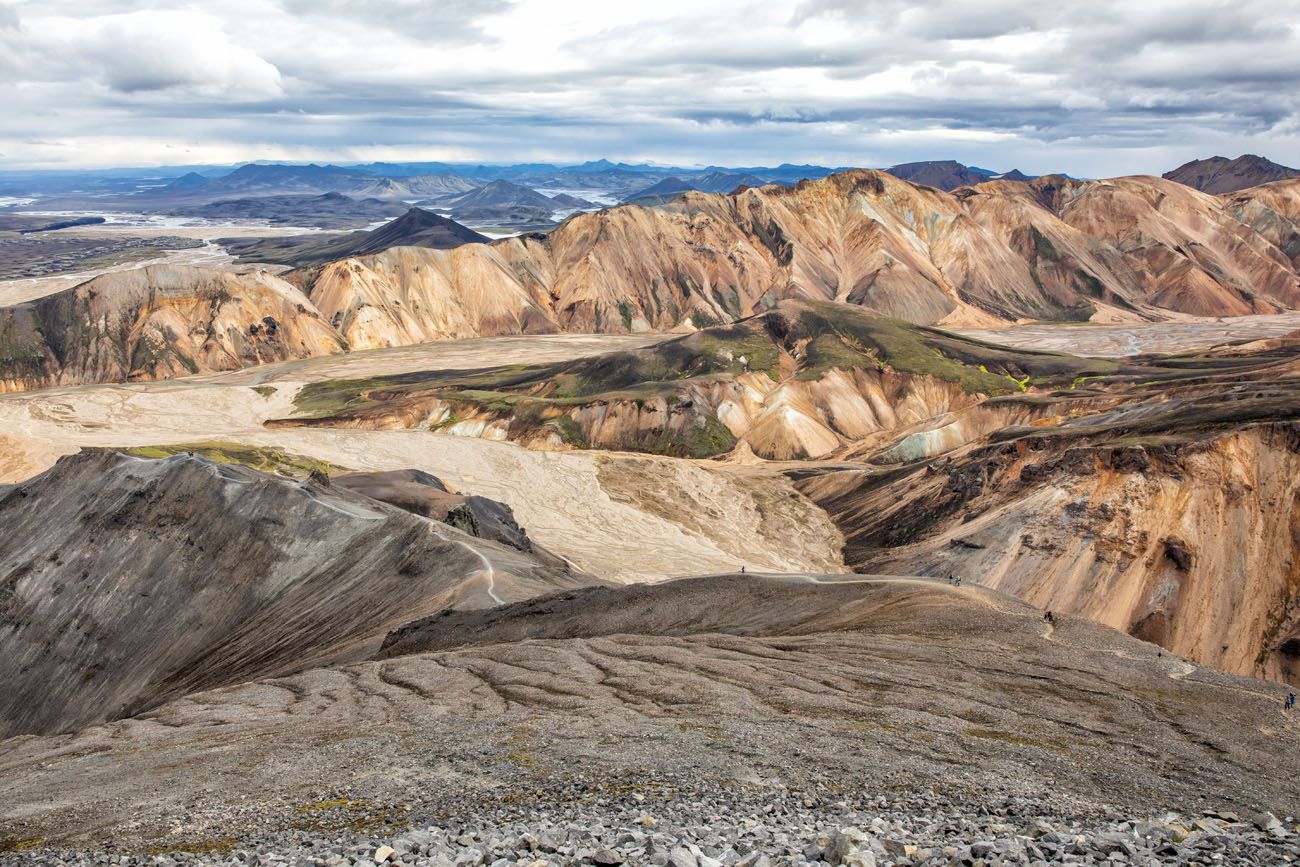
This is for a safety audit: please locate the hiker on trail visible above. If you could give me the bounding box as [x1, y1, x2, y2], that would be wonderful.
[1044, 611, 1054, 624]
[740, 565, 746, 573]
[1287, 693, 1296, 710]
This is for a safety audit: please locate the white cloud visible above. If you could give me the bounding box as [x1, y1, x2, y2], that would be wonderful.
[0, 0, 1299, 175]
[3, 8, 282, 99]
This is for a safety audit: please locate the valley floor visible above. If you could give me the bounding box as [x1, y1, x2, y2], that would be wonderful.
[954, 312, 1300, 357]
[0, 334, 842, 583]
[0, 220, 322, 306]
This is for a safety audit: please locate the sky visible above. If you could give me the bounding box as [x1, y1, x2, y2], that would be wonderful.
[1, 0, 1299, 176]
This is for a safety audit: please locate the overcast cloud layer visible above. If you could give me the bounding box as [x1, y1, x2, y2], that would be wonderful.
[1, 0, 1299, 176]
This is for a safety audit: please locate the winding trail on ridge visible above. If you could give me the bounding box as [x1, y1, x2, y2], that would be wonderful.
[456, 539, 503, 605]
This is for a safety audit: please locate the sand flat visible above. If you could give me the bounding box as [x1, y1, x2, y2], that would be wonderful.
[953, 312, 1300, 356]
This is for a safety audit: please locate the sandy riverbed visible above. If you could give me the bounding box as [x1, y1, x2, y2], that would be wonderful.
[953, 313, 1300, 356]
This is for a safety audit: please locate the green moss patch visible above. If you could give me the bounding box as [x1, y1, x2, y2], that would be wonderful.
[123, 442, 343, 478]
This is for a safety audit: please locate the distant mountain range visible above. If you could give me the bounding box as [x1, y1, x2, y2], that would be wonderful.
[161, 163, 379, 196]
[883, 160, 1039, 190]
[623, 172, 770, 206]
[443, 179, 596, 227]
[8, 154, 1300, 237]
[173, 191, 407, 229]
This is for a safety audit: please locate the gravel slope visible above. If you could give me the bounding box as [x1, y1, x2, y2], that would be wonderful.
[2, 575, 1297, 861]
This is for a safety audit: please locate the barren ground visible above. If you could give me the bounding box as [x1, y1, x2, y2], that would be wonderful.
[1, 575, 1295, 855]
[953, 313, 1300, 356]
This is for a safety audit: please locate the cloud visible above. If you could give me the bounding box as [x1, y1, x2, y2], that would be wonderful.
[2, 8, 282, 99]
[278, 0, 514, 41]
[0, 0, 1299, 175]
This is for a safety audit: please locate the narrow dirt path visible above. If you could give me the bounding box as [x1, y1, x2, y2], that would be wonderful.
[456, 539, 503, 604]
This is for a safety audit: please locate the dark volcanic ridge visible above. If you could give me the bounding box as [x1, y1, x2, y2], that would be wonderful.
[177, 192, 407, 229]
[272, 298, 1300, 461]
[1163, 154, 1300, 195]
[221, 207, 488, 267]
[0, 449, 587, 739]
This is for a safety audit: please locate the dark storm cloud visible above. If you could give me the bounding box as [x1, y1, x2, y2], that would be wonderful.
[1, 0, 1299, 175]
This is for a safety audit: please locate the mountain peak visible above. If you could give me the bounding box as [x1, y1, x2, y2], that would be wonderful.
[1163, 154, 1300, 194]
[884, 160, 994, 190]
[162, 171, 209, 190]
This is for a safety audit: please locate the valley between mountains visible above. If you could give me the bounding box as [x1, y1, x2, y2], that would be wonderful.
[5, 162, 1300, 863]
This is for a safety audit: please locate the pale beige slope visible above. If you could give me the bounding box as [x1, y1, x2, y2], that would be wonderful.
[190, 332, 664, 385]
[306, 245, 561, 351]
[954, 312, 1300, 357]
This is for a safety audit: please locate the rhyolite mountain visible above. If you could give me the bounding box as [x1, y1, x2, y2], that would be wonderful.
[270, 299, 1120, 459]
[11, 168, 1300, 391]
[300, 169, 1300, 345]
[0, 265, 347, 392]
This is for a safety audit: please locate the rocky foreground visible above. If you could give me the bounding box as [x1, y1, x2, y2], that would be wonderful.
[3, 570, 1298, 865]
[6, 778, 1298, 866]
